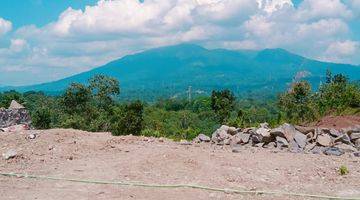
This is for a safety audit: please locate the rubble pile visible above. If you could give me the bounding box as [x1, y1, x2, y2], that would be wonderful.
[194, 122, 360, 156]
[0, 100, 31, 131]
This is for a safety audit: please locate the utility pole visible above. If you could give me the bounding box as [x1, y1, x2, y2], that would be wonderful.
[187, 86, 192, 102]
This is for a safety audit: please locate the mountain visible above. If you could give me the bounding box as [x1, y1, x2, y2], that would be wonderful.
[2, 44, 360, 100]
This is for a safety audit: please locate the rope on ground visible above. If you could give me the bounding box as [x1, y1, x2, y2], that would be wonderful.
[1, 172, 359, 200]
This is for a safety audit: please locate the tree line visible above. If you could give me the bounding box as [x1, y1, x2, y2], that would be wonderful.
[0, 71, 359, 140]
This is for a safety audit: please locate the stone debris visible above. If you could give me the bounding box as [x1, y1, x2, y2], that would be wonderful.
[202, 122, 360, 156]
[2, 149, 17, 160]
[0, 100, 31, 129]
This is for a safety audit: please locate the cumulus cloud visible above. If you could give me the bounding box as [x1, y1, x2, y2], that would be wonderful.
[1, 0, 360, 85]
[0, 17, 12, 36]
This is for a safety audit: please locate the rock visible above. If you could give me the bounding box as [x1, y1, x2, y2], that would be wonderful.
[0, 106, 31, 129]
[329, 129, 342, 138]
[324, 147, 344, 156]
[335, 143, 357, 153]
[223, 138, 231, 145]
[8, 100, 25, 109]
[289, 140, 302, 153]
[197, 134, 210, 142]
[294, 125, 315, 134]
[29, 133, 36, 139]
[334, 134, 351, 145]
[294, 132, 307, 149]
[311, 146, 325, 154]
[341, 125, 360, 134]
[255, 127, 272, 143]
[238, 133, 250, 144]
[243, 127, 255, 134]
[180, 140, 192, 145]
[232, 146, 242, 153]
[304, 143, 316, 152]
[349, 132, 360, 141]
[276, 136, 289, 148]
[251, 134, 263, 144]
[354, 139, 360, 149]
[255, 142, 264, 147]
[227, 127, 238, 135]
[259, 122, 269, 129]
[229, 135, 241, 146]
[2, 149, 17, 160]
[264, 142, 276, 148]
[211, 127, 230, 144]
[1, 124, 30, 132]
[316, 134, 332, 147]
[271, 123, 298, 142]
[354, 152, 360, 157]
[158, 137, 164, 142]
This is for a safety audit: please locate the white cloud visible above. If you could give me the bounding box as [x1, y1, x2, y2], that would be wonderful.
[0, 18, 12, 36]
[1, 0, 360, 85]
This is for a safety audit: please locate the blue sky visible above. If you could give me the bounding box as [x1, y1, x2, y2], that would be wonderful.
[0, 0, 359, 86]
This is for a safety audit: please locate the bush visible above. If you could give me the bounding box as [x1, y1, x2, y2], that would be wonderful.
[111, 101, 144, 136]
[32, 107, 52, 129]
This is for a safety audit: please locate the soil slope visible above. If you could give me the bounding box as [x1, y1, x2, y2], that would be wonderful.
[1, 129, 359, 200]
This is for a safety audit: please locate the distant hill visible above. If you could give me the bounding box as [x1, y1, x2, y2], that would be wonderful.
[2, 44, 360, 101]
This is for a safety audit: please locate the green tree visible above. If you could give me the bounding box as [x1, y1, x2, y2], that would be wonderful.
[88, 74, 120, 109]
[279, 81, 316, 123]
[111, 100, 144, 136]
[0, 90, 24, 108]
[211, 89, 235, 123]
[61, 83, 92, 114]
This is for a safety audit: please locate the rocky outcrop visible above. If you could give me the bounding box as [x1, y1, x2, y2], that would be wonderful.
[196, 122, 360, 157]
[0, 100, 31, 130]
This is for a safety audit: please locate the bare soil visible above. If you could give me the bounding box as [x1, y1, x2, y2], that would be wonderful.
[0, 129, 360, 200]
[314, 115, 360, 129]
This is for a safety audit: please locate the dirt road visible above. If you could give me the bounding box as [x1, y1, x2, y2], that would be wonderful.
[1, 129, 359, 200]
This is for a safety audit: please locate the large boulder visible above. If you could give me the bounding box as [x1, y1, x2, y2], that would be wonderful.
[254, 127, 272, 143]
[349, 132, 360, 141]
[8, 100, 25, 109]
[316, 134, 332, 147]
[294, 131, 307, 149]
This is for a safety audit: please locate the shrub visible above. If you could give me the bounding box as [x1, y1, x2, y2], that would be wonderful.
[32, 107, 52, 129]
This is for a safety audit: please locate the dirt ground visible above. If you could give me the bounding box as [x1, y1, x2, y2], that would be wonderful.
[0, 129, 360, 200]
[313, 115, 360, 129]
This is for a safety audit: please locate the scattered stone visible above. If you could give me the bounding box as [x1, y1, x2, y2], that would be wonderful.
[311, 146, 325, 154]
[335, 134, 351, 145]
[255, 127, 271, 143]
[239, 133, 250, 144]
[180, 140, 192, 145]
[2, 149, 17, 160]
[349, 132, 360, 141]
[324, 147, 344, 156]
[1, 124, 30, 132]
[28, 133, 36, 139]
[197, 134, 210, 142]
[317, 134, 332, 147]
[335, 143, 357, 153]
[227, 126, 238, 135]
[354, 152, 360, 157]
[304, 143, 316, 152]
[229, 135, 241, 146]
[294, 131, 307, 149]
[255, 142, 264, 147]
[223, 138, 231, 145]
[158, 137, 164, 142]
[294, 125, 315, 134]
[251, 134, 263, 144]
[353, 139, 360, 149]
[341, 125, 360, 134]
[232, 146, 242, 153]
[276, 136, 289, 148]
[264, 142, 276, 148]
[259, 122, 269, 129]
[329, 129, 342, 138]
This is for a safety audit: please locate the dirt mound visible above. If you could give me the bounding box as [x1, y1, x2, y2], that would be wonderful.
[1, 129, 360, 200]
[314, 115, 360, 129]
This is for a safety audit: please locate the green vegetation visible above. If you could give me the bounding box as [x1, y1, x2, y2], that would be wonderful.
[339, 165, 349, 175]
[0, 71, 359, 139]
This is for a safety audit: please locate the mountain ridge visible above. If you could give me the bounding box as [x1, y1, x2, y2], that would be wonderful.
[1, 44, 359, 100]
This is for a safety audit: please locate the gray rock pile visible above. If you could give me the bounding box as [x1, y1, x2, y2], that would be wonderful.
[196, 123, 360, 156]
[0, 100, 31, 130]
